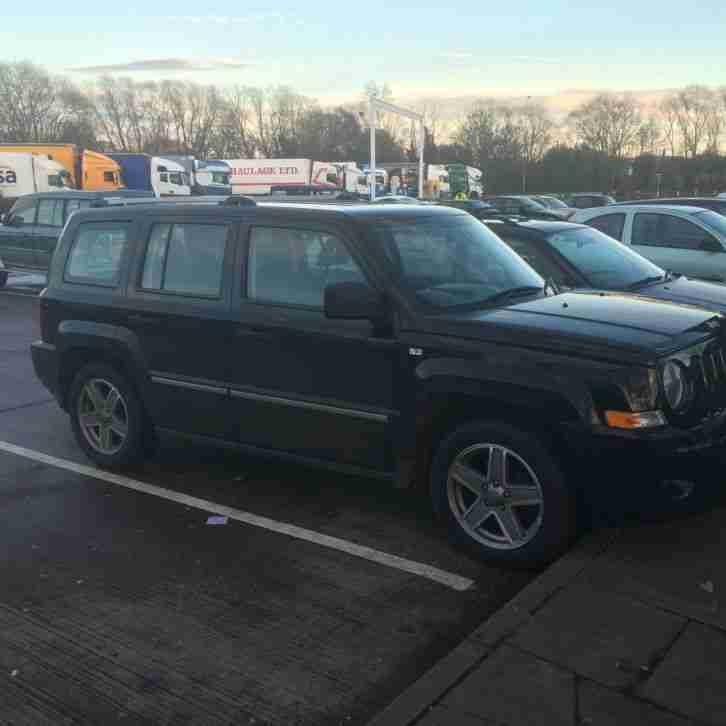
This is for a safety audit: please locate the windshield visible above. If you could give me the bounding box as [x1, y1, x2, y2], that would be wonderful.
[211, 172, 230, 185]
[47, 174, 65, 189]
[522, 198, 547, 211]
[546, 227, 664, 289]
[366, 215, 544, 309]
[695, 210, 726, 237]
[541, 197, 569, 210]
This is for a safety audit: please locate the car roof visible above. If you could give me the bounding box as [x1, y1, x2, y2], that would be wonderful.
[612, 197, 725, 206]
[586, 204, 708, 215]
[484, 219, 585, 234]
[16, 190, 155, 201]
[67, 200, 469, 223]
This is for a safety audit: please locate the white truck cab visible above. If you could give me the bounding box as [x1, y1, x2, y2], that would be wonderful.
[153, 157, 191, 197]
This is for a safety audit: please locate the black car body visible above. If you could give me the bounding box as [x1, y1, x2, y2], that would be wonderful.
[485, 218, 726, 313]
[0, 190, 154, 272]
[437, 199, 497, 219]
[613, 197, 726, 216]
[485, 196, 564, 221]
[563, 193, 616, 209]
[31, 201, 726, 566]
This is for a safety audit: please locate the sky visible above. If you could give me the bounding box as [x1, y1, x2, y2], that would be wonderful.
[2, 2, 726, 104]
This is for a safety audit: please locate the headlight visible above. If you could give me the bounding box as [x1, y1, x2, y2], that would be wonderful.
[662, 360, 688, 411]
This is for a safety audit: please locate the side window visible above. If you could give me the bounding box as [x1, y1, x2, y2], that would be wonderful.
[159, 172, 169, 183]
[140, 223, 227, 297]
[588, 213, 625, 241]
[247, 226, 366, 308]
[37, 199, 64, 227]
[631, 213, 662, 247]
[498, 233, 570, 286]
[103, 171, 115, 183]
[574, 197, 590, 209]
[661, 215, 714, 250]
[65, 222, 129, 286]
[64, 199, 92, 221]
[12, 201, 37, 224]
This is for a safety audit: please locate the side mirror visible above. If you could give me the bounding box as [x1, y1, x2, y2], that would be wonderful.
[701, 237, 723, 253]
[324, 281, 386, 321]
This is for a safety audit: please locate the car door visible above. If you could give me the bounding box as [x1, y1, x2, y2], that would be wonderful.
[123, 216, 237, 437]
[0, 198, 38, 268]
[33, 198, 65, 270]
[630, 212, 726, 280]
[227, 221, 399, 472]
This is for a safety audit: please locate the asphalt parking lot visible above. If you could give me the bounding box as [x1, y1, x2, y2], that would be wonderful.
[0, 291, 532, 725]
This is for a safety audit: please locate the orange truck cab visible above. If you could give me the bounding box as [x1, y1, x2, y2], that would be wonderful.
[0, 144, 122, 191]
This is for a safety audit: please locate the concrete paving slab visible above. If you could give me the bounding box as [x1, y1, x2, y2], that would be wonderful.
[579, 511, 726, 631]
[578, 680, 692, 725]
[639, 622, 726, 726]
[441, 645, 576, 726]
[510, 582, 685, 688]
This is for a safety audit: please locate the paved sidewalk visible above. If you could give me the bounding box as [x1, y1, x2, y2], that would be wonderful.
[367, 502, 726, 726]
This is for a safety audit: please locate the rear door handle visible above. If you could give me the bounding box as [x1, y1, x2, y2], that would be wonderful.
[234, 325, 274, 338]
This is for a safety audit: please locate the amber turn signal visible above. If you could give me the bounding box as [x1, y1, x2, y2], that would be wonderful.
[605, 410, 666, 429]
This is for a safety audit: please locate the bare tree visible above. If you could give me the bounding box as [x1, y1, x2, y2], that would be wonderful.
[659, 97, 680, 156]
[667, 85, 718, 158]
[0, 61, 88, 143]
[568, 93, 643, 159]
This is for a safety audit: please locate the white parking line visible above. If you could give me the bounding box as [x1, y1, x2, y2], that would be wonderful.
[0, 440, 475, 592]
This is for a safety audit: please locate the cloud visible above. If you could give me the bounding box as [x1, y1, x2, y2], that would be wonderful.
[509, 55, 564, 65]
[69, 58, 256, 74]
[438, 51, 474, 61]
[172, 13, 290, 25]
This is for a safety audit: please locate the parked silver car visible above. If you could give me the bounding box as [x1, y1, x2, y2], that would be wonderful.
[573, 204, 726, 282]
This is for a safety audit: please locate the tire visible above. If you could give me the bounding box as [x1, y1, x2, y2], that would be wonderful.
[68, 362, 148, 469]
[430, 420, 576, 568]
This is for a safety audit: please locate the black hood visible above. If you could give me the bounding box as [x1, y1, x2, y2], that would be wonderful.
[427, 291, 724, 364]
[635, 275, 726, 314]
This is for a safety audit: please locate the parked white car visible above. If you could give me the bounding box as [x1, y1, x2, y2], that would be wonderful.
[573, 204, 726, 282]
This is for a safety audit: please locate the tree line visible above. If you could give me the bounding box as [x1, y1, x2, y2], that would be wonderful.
[2, 61, 726, 196]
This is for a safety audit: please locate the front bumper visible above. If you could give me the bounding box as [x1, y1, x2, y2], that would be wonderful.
[30, 341, 62, 404]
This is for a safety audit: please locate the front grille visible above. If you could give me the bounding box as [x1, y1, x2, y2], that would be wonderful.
[697, 344, 726, 391]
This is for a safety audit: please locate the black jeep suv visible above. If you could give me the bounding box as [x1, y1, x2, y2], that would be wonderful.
[31, 199, 726, 566]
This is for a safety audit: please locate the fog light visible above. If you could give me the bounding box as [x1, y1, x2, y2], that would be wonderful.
[605, 410, 667, 429]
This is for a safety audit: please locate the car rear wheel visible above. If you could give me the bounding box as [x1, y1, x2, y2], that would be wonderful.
[69, 362, 147, 469]
[430, 421, 576, 568]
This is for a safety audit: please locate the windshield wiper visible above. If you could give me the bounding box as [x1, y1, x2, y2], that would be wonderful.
[627, 273, 668, 290]
[482, 285, 544, 306]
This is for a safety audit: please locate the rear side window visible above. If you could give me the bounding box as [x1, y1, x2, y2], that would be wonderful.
[587, 213, 625, 241]
[37, 199, 64, 227]
[12, 200, 37, 224]
[65, 222, 129, 286]
[65, 199, 92, 220]
[141, 222, 228, 297]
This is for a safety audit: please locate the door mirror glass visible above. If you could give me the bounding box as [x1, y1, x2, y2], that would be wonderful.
[701, 237, 723, 253]
[324, 281, 385, 321]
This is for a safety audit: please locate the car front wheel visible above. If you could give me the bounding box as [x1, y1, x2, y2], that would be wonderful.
[430, 421, 576, 568]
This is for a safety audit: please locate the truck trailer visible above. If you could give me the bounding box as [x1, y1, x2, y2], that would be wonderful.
[0, 144, 122, 192]
[0, 152, 73, 212]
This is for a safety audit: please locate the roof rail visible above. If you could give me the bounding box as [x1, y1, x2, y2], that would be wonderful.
[223, 196, 257, 207]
